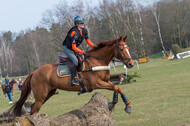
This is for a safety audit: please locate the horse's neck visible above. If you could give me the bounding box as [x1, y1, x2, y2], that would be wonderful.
[89, 45, 115, 65]
[9, 79, 15, 85]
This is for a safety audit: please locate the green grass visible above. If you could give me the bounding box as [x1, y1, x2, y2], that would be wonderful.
[1, 57, 190, 126]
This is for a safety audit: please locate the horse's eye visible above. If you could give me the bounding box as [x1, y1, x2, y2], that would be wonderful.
[120, 49, 123, 51]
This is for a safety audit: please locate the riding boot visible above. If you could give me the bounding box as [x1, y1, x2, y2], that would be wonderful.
[71, 65, 79, 86]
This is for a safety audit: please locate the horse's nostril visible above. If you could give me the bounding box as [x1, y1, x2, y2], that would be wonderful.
[128, 63, 134, 67]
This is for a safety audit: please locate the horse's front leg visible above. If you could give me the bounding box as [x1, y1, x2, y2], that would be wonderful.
[96, 80, 131, 114]
[108, 91, 118, 110]
[109, 81, 131, 114]
[5, 93, 7, 98]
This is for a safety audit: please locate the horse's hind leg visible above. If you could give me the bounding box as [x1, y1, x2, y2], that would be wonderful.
[30, 89, 56, 115]
[43, 89, 57, 104]
[30, 101, 44, 115]
[30, 87, 49, 115]
[2, 87, 7, 98]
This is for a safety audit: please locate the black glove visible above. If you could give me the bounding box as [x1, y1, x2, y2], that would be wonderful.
[83, 51, 90, 57]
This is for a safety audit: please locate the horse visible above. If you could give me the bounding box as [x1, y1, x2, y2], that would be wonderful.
[1, 79, 17, 98]
[11, 36, 134, 116]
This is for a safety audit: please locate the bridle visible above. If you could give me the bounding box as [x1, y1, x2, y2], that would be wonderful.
[84, 41, 132, 65]
[115, 42, 132, 64]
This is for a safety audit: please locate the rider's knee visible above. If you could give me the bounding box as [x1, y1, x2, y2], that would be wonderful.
[73, 61, 78, 66]
[72, 57, 78, 66]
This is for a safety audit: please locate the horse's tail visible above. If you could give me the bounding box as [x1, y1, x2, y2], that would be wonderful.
[10, 72, 33, 117]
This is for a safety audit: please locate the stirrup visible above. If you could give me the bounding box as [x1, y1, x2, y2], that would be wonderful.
[71, 77, 79, 86]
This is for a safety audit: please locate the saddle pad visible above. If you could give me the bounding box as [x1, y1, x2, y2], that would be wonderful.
[57, 64, 71, 77]
[57, 63, 85, 77]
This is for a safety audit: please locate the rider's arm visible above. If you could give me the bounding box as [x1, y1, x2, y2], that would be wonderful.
[85, 39, 96, 47]
[83, 29, 95, 47]
[72, 43, 84, 54]
[70, 31, 85, 54]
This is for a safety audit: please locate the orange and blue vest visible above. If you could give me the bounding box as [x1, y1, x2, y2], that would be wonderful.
[63, 26, 95, 54]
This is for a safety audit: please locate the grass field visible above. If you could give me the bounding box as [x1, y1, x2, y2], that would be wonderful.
[1, 57, 190, 126]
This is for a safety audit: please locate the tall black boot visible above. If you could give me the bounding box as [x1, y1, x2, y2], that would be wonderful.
[71, 65, 79, 86]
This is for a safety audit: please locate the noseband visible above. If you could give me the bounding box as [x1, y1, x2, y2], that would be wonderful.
[115, 42, 132, 64]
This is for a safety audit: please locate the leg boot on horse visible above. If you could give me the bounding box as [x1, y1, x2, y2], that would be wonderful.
[109, 92, 131, 114]
[96, 80, 132, 114]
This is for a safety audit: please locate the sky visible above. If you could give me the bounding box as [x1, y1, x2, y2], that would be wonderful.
[0, 0, 62, 33]
[0, 0, 155, 33]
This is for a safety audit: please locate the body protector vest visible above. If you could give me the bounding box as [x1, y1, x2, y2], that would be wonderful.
[63, 26, 89, 49]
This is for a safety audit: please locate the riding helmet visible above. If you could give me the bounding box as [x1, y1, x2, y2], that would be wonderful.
[74, 16, 87, 24]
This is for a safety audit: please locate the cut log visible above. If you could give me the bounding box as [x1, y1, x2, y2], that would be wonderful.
[13, 92, 116, 126]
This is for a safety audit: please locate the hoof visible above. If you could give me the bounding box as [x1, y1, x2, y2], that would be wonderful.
[108, 102, 114, 110]
[108, 102, 115, 110]
[124, 106, 131, 114]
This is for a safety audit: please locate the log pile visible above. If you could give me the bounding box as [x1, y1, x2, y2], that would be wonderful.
[13, 92, 116, 126]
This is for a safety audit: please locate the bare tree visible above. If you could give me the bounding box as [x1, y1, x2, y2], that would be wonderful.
[151, 3, 166, 52]
[28, 32, 41, 67]
[134, 0, 146, 57]
[0, 37, 14, 75]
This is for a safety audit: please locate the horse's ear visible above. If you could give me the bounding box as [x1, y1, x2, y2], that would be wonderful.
[123, 35, 127, 42]
[119, 36, 123, 41]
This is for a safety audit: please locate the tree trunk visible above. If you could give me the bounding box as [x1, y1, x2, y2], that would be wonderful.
[152, 9, 166, 52]
[13, 92, 116, 126]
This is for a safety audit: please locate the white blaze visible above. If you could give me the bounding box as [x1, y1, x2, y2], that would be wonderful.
[126, 49, 131, 58]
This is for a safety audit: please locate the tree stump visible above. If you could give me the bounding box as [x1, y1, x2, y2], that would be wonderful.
[13, 92, 116, 126]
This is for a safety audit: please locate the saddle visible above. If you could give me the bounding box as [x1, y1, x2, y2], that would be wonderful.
[58, 54, 89, 95]
[58, 54, 85, 77]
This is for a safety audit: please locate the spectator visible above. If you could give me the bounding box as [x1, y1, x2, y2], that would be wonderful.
[18, 78, 23, 92]
[5, 75, 12, 104]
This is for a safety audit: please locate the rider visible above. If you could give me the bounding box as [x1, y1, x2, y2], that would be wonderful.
[5, 75, 9, 85]
[63, 16, 96, 86]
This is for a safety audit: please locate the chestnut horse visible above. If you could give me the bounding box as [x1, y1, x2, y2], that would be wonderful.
[2, 79, 17, 98]
[11, 36, 134, 116]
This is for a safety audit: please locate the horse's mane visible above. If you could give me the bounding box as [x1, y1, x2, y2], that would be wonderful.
[89, 38, 119, 52]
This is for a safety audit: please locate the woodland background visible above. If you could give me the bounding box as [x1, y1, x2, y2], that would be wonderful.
[0, 0, 189, 76]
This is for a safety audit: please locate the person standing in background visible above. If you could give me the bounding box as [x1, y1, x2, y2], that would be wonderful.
[18, 78, 23, 92]
[5, 75, 13, 104]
